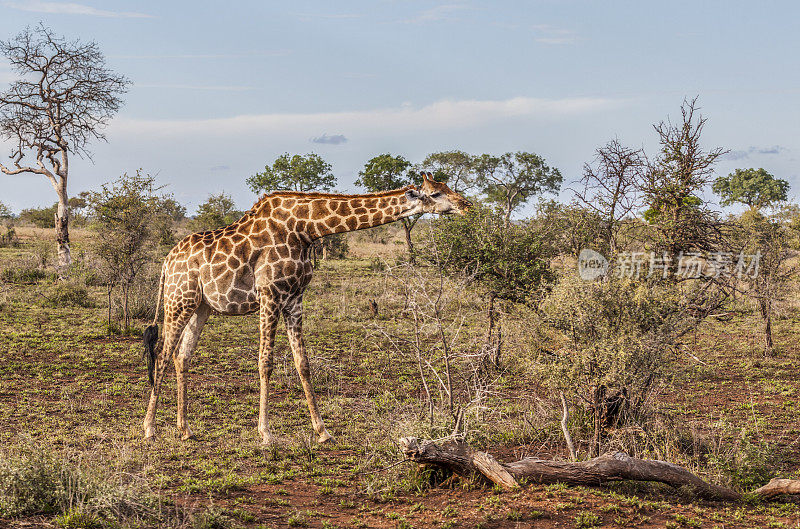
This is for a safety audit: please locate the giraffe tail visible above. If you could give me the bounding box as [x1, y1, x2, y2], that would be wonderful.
[142, 264, 165, 386]
[143, 324, 158, 386]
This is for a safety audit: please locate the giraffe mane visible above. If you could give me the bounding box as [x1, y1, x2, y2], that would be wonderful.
[246, 186, 417, 214]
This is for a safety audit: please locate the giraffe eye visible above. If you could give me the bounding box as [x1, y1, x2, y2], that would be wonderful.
[430, 192, 442, 198]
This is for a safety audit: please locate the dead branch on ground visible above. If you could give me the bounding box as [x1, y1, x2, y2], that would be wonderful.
[399, 437, 800, 502]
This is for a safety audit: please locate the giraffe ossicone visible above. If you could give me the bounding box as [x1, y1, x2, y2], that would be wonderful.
[142, 172, 471, 444]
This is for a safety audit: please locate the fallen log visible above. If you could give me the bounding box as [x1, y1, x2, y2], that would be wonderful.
[399, 437, 800, 502]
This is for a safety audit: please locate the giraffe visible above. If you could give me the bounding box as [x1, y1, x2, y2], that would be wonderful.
[142, 172, 471, 444]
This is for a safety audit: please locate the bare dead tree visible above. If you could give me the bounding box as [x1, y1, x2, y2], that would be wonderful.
[640, 98, 728, 272]
[0, 25, 129, 273]
[574, 139, 646, 255]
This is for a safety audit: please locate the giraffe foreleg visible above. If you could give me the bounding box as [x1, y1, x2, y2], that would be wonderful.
[257, 293, 280, 445]
[284, 297, 333, 444]
[174, 303, 211, 440]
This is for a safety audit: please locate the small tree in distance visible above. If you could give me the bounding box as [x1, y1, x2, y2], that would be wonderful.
[0, 25, 130, 274]
[190, 193, 242, 232]
[0, 201, 13, 219]
[89, 171, 172, 333]
[247, 153, 336, 194]
[475, 151, 562, 226]
[420, 150, 477, 194]
[713, 168, 789, 212]
[574, 139, 646, 255]
[356, 154, 422, 263]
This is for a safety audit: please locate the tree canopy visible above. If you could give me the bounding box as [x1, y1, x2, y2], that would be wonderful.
[355, 153, 420, 191]
[247, 153, 336, 194]
[191, 193, 242, 231]
[713, 168, 789, 211]
[420, 150, 475, 193]
[356, 154, 423, 262]
[475, 151, 562, 225]
[640, 98, 726, 261]
[88, 171, 173, 331]
[428, 204, 555, 303]
[0, 201, 13, 219]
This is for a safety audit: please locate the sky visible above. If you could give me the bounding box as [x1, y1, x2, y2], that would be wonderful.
[0, 0, 798, 216]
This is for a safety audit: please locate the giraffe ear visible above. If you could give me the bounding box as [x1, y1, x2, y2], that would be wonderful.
[405, 189, 421, 202]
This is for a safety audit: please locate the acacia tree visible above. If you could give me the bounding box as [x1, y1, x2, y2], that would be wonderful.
[89, 171, 172, 333]
[734, 212, 794, 356]
[429, 204, 556, 368]
[356, 154, 422, 263]
[420, 150, 477, 194]
[0, 25, 129, 273]
[247, 152, 336, 194]
[713, 168, 789, 212]
[574, 139, 646, 255]
[475, 151, 562, 225]
[190, 192, 242, 231]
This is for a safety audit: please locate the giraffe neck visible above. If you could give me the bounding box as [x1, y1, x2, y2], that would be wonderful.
[248, 187, 418, 244]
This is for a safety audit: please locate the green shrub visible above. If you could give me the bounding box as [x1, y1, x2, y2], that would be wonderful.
[574, 511, 602, 528]
[191, 505, 236, 529]
[426, 204, 555, 303]
[0, 443, 66, 516]
[320, 232, 349, 259]
[1, 264, 48, 283]
[709, 433, 777, 491]
[0, 441, 174, 525]
[45, 281, 94, 308]
[54, 509, 102, 529]
[534, 274, 695, 456]
[0, 224, 19, 248]
[19, 204, 57, 228]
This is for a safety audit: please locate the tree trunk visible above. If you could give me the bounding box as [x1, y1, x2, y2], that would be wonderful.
[122, 282, 130, 332]
[759, 298, 774, 356]
[54, 180, 71, 275]
[485, 293, 501, 368]
[402, 219, 416, 265]
[106, 283, 113, 335]
[399, 437, 800, 502]
[590, 385, 605, 458]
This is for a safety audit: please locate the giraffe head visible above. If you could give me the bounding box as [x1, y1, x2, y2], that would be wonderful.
[405, 172, 472, 215]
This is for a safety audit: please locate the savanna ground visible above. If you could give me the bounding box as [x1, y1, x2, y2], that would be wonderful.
[1, 226, 800, 529]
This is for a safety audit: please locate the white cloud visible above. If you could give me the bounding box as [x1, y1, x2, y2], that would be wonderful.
[532, 24, 578, 45]
[3, 1, 153, 18]
[111, 51, 291, 60]
[404, 4, 470, 24]
[292, 12, 363, 20]
[114, 96, 617, 139]
[135, 83, 256, 92]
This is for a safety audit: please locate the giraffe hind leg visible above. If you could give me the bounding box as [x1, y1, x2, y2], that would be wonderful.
[143, 305, 196, 440]
[257, 293, 280, 445]
[174, 303, 211, 440]
[284, 297, 333, 444]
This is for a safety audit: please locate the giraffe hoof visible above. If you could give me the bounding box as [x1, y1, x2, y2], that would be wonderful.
[144, 426, 156, 441]
[317, 430, 334, 444]
[260, 431, 278, 446]
[180, 430, 195, 441]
